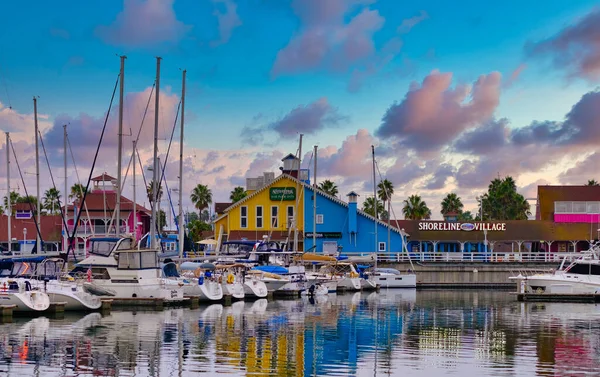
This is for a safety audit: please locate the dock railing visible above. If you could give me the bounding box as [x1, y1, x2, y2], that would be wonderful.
[340, 251, 577, 263]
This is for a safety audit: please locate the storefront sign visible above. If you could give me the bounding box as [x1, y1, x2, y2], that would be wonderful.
[418, 222, 507, 231]
[270, 187, 296, 201]
[305, 232, 342, 238]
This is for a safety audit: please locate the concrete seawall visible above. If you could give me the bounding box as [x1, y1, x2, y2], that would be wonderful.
[378, 262, 560, 288]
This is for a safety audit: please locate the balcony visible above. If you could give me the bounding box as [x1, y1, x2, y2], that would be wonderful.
[66, 224, 129, 236]
[554, 201, 600, 223]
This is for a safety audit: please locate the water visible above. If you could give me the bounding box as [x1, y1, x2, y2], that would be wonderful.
[1, 290, 599, 376]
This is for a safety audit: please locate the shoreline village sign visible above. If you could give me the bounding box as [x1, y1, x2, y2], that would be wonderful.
[418, 222, 507, 231]
[270, 187, 296, 201]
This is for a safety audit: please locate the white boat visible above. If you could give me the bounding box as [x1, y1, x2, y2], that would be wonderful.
[509, 242, 600, 294]
[0, 279, 50, 312]
[215, 264, 246, 300]
[71, 236, 185, 303]
[243, 277, 269, 298]
[301, 282, 329, 296]
[246, 270, 291, 293]
[367, 267, 417, 288]
[317, 263, 363, 291]
[164, 261, 223, 302]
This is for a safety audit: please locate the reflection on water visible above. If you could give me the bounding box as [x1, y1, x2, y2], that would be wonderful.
[1, 290, 600, 376]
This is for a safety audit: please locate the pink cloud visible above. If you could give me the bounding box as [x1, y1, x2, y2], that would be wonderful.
[376, 70, 502, 152]
[95, 0, 191, 48]
[211, 0, 242, 46]
[316, 129, 376, 181]
[504, 63, 527, 88]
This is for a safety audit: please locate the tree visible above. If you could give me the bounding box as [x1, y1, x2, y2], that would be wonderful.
[587, 180, 599, 186]
[43, 188, 61, 215]
[176, 211, 199, 227]
[377, 179, 394, 223]
[146, 180, 163, 204]
[229, 186, 247, 203]
[187, 219, 212, 243]
[318, 180, 338, 197]
[440, 193, 464, 216]
[458, 211, 474, 221]
[69, 183, 88, 202]
[402, 195, 431, 220]
[3, 191, 19, 214]
[479, 176, 531, 220]
[190, 184, 212, 215]
[158, 209, 166, 230]
[362, 197, 388, 219]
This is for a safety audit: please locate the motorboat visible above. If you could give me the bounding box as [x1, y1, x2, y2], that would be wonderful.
[509, 242, 600, 294]
[246, 269, 290, 293]
[366, 267, 417, 288]
[165, 261, 223, 302]
[316, 263, 363, 291]
[70, 236, 185, 303]
[301, 282, 329, 297]
[0, 278, 50, 312]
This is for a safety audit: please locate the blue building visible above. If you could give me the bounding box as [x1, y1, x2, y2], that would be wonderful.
[303, 186, 405, 253]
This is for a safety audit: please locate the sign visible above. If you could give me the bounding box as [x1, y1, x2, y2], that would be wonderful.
[270, 187, 296, 201]
[305, 232, 342, 239]
[418, 222, 507, 231]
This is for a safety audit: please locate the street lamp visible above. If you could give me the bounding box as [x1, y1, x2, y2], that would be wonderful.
[23, 228, 27, 253]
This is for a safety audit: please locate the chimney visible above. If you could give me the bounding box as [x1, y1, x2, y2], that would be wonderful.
[347, 191, 359, 234]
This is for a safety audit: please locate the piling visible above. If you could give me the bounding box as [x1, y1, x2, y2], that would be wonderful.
[48, 302, 67, 314]
[0, 305, 15, 321]
[222, 295, 232, 306]
[185, 296, 200, 309]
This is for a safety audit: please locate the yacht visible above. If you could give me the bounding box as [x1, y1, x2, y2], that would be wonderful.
[509, 243, 600, 294]
[215, 264, 247, 300]
[366, 267, 417, 288]
[0, 278, 50, 312]
[70, 236, 186, 303]
[170, 261, 224, 301]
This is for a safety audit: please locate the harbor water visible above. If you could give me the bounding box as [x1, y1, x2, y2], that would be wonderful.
[0, 290, 599, 376]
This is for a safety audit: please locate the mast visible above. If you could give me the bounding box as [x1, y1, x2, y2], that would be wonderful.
[63, 125, 67, 253]
[34, 97, 41, 252]
[293, 134, 303, 251]
[372, 145, 378, 268]
[6, 132, 10, 254]
[312, 145, 317, 252]
[116, 55, 126, 236]
[150, 57, 161, 249]
[178, 70, 186, 258]
[132, 140, 137, 241]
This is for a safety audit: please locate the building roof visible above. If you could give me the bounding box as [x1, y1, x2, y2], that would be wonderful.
[12, 203, 35, 211]
[537, 185, 600, 221]
[64, 192, 152, 214]
[281, 153, 298, 161]
[215, 173, 402, 234]
[346, 191, 359, 197]
[91, 173, 117, 182]
[0, 215, 63, 242]
[214, 202, 232, 214]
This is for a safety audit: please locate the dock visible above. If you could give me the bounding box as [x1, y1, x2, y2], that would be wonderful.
[513, 292, 600, 303]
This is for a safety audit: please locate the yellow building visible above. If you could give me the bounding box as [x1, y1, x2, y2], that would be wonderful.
[214, 174, 305, 249]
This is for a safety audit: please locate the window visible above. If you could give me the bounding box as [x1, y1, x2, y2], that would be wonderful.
[271, 206, 278, 228]
[378, 242, 386, 252]
[323, 241, 338, 254]
[240, 206, 248, 228]
[141, 251, 158, 269]
[118, 252, 141, 269]
[256, 206, 263, 228]
[316, 214, 324, 224]
[287, 206, 295, 228]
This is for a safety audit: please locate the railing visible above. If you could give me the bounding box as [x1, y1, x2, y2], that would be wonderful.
[66, 225, 129, 235]
[339, 251, 580, 263]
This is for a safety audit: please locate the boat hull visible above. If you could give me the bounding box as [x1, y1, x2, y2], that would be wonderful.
[371, 273, 417, 288]
[243, 280, 268, 298]
[221, 282, 245, 300]
[520, 275, 600, 294]
[83, 279, 185, 302]
[182, 279, 223, 301]
[0, 291, 50, 312]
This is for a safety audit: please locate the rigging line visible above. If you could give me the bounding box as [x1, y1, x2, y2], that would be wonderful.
[38, 130, 70, 242]
[67, 73, 120, 261]
[9, 139, 44, 248]
[66, 134, 93, 235]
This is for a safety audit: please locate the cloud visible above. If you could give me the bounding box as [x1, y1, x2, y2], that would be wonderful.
[503, 63, 527, 88]
[453, 118, 510, 155]
[526, 8, 600, 82]
[397, 10, 429, 34]
[376, 70, 501, 152]
[0, 101, 52, 135]
[558, 152, 600, 185]
[96, 0, 191, 48]
[271, 0, 384, 76]
[316, 129, 377, 181]
[241, 97, 346, 143]
[423, 163, 456, 190]
[520, 179, 551, 199]
[211, 0, 241, 46]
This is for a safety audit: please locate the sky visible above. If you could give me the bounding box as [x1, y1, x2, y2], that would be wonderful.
[1, 0, 600, 221]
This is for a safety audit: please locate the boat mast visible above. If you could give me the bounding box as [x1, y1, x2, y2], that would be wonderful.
[132, 140, 137, 242]
[312, 145, 317, 252]
[293, 134, 303, 251]
[6, 132, 10, 254]
[178, 69, 186, 258]
[63, 125, 67, 252]
[150, 57, 161, 249]
[116, 55, 126, 236]
[34, 97, 41, 252]
[372, 145, 378, 269]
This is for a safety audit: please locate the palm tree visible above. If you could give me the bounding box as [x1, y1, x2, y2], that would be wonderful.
[69, 183, 88, 202]
[146, 180, 164, 204]
[440, 193, 463, 216]
[362, 197, 387, 219]
[402, 195, 431, 220]
[458, 211, 474, 221]
[3, 191, 19, 214]
[318, 180, 338, 197]
[378, 179, 394, 224]
[587, 180, 599, 186]
[229, 186, 247, 203]
[43, 188, 61, 215]
[191, 184, 212, 215]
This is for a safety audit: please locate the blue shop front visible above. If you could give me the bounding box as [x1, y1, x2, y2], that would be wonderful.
[303, 187, 405, 253]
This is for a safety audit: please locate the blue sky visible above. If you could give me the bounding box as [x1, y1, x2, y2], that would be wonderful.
[1, 0, 600, 217]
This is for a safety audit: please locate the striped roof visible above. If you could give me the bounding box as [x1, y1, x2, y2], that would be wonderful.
[215, 173, 402, 234]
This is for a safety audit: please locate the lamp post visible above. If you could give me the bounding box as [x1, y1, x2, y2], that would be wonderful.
[23, 228, 27, 253]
